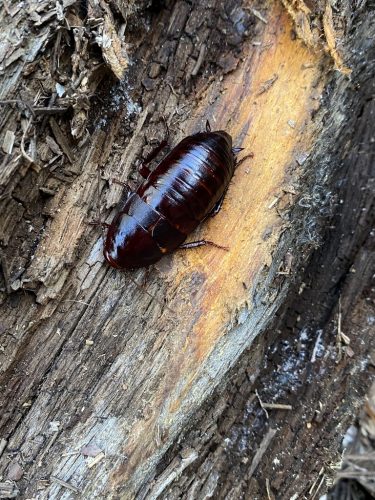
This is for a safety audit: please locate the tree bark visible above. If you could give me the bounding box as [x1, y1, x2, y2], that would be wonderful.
[0, 0, 374, 499]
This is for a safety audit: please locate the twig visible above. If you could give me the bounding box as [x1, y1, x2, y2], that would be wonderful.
[268, 197, 279, 209]
[38, 431, 59, 466]
[248, 428, 277, 478]
[336, 470, 375, 478]
[345, 452, 375, 460]
[309, 466, 325, 497]
[33, 107, 69, 115]
[311, 473, 326, 500]
[266, 478, 272, 499]
[0, 99, 35, 116]
[256, 389, 269, 419]
[61, 450, 81, 457]
[97, 166, 104, 239]
[87, 451, 105, 468]
[251, 8, 268, 24]
[262, 403, 293, 411]
[50, 476, 80, 493]
[166, 82, 179, 97]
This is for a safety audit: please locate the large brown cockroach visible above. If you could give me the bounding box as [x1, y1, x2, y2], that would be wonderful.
[103, 121, 244, 269]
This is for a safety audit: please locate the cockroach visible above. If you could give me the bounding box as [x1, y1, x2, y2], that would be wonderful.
[103, 121, 246, 269]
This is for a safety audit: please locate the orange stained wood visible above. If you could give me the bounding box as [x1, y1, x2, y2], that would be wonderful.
[118, 3, 326, 493]
[165, 6, 324, 411]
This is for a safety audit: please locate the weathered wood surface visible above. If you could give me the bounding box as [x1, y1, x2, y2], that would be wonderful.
[154, 4, 375, 497]
[0, 0, 373, 498]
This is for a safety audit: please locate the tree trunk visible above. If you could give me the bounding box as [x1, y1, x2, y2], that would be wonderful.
[0, 0, 374, 499]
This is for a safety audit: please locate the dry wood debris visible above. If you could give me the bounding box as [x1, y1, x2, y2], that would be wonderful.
[328, 382, 375, 497]
[0, 0, 129, 193]
[281, 0, 351, 74]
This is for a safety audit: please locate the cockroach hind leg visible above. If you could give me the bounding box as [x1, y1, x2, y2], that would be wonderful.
[179, 239, 229, 251]
[205, 120, 211, 132]
[110, 178, 137, 196]
[138, 139, 169, 179]
[87, 219, 110, 229]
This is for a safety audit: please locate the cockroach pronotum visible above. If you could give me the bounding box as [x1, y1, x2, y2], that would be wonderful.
[103, 121, 246, 269]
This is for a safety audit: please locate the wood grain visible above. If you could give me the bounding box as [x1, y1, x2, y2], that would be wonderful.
[0, 0, 344, 498]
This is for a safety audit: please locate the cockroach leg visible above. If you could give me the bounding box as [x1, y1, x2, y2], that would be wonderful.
[179, 240, 229, 251]
[142, 140, 168, 165]
[111, 178, 137, 194]
[235, 152, 254, 168]
[206, 120, 211, 132]
[138, 139, 169, 179]
[88, 220, 110, 229]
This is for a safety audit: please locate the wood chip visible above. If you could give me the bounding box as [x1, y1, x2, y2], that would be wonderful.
[0, 438, 7, 459]
[295, 152, 309, 165]
[248, 428, 277, 478]
[6, 461, 23, 481]
[191, 44, 206, 77]
[49, 117, 75, 164]
[147, 449, 198, 499]
[50, 476, 80, 493]
[0, 481, 19, 499]
[257, 74, 278, 95]
[87, 451, 105, 468]
[2, 130, 15, 154]
[39, 186, 57, 196]
[46, 136, 62, 155]
[251, 8, 268, 24]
